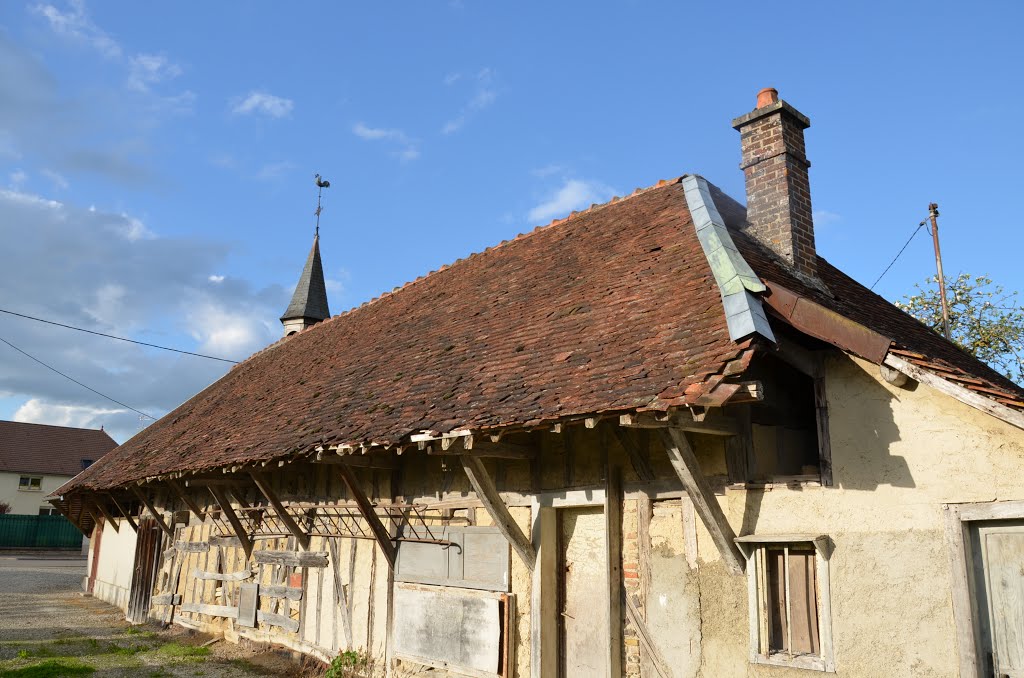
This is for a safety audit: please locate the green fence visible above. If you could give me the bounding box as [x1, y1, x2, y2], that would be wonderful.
[0, 514, 83, 548]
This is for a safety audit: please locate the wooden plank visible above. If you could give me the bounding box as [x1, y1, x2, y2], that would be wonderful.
[151, 594, 182, 606]
[93, 500, 120, 533]
[623, 592, 672, 678]
[459, 455, 536, 571]
[253, 550, 329, 568]
[180, 602, 238, 618]
[130, 486, 173, 537]
[610, 426, 655, 482]
[250, 470, 311, 550]
[317, 453, 398, 469]
[260, 585, 303, 601]
[337, 464, 397, 569]
[885, 353, 1024, 432]
[329, 538, 354, 650]
[813, 375, 834, 487]
[258, 610, 300, 633]
[636, 492, 652, 621]
[166, 478, 206, 521]
[605, 464, 623, 678]
[724, 405, 752, 484]
[174, 541, 210, 553]
[659, 428, 745, 575]
[208, 485, 253, 559]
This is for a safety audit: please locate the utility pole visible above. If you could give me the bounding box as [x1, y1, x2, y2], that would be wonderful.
[929, 202, 952, 341]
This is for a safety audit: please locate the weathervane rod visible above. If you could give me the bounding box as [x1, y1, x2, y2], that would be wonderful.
[314, 173, 331, 237]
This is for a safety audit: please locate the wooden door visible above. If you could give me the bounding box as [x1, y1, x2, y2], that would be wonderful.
[972, 521, 1024, 677]
[87, 518, 103, 594]
[558, 507, 608, 678]
[127, 518, 164, 624]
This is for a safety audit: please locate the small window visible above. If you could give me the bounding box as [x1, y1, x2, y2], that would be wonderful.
[738, 536, 835, 672]
[81, 459, 93, 470]
[38, 507, 58, 516]
[18, 476, 42, 491]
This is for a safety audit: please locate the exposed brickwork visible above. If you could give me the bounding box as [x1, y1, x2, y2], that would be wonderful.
[733, 99, 817, 278]
[621, 499, 641, 675]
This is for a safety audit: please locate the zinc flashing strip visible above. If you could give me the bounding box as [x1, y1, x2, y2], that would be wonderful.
[682, 174, 775, 343]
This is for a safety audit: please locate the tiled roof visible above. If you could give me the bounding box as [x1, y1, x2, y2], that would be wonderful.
[0, 420, 117, 477]
[63, 179, 755, 492]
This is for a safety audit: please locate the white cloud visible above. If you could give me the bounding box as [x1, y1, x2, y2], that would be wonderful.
[186, 301, 277, 358]
[127, 53, 182, 93]
[208, 274, 225, 283]
[31, 0, 122, 58]
[813, 209, 841, 226]
[528, 179, 616, 223]
[352, 123, 419, 162]
[442, 68, 497, 135]
[13, 399, 134, 437]
[232, 91, 294, 118]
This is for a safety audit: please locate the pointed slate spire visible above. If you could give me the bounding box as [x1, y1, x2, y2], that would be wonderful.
[280, 233, 330, 336]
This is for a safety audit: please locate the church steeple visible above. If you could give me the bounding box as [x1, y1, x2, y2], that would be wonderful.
[280, 231, 331, 336]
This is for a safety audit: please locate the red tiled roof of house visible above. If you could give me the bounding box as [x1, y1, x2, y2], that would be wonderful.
[0, 420, 117, 477]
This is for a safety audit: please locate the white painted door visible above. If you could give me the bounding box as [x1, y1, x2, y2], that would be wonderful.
[973, 522, 1024, 677]
[559, 507, 608, 678]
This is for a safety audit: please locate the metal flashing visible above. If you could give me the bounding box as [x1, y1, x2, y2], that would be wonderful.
[682, 174, 775, 343]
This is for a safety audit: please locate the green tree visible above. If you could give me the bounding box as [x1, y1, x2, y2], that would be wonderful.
[896, 273, 1024, 385]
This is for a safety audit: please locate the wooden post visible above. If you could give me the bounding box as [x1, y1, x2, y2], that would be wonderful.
[166, 479, 207, 522]
[207, 486, 253, 559]
[460, 455, 536, 571]
[336, 464, 396, 569]
[605, 464, 623, 678]
[250, 470, 310, 550]
[659, 428, 745, 575]
[108, 493, 138, 532]
[130, 486, 173, 538]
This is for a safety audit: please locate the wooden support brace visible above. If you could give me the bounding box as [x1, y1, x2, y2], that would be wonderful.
[207, 485, 253, 559]
[659, 428, 745, 575]
[459, 455, 536, 571]
[93, 499, 120, 533]
[336, 464, 397, 569]
[610, 425, 655, 482]
[108, 493, 138, 532]
[130, 486, 173, 538]
[166, 478, 206, 521]
[250, 470, 310, 550]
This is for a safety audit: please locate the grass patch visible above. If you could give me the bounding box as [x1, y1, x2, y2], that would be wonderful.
[0, 658, 95, 677]
[157, 642, 210, 659]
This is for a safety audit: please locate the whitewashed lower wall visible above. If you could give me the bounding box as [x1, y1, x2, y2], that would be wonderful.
[93, 519, 138, 612]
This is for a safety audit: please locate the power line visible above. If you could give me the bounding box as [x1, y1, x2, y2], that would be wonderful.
[0, 308, 239, 364]
[0, 333, 156, 420]
[870, 220, 927, 290]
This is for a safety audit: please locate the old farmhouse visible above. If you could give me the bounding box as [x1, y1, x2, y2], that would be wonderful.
[52, 90, 1024, 677]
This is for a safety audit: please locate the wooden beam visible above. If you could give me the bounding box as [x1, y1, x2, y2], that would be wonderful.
[610, 426, 655, 482]
[207, 485, 253, 559]
[130, 486, 173, 537]
[459, 455, 536, 571]
[428, 440, 538, 459]
[107, 493, 138, 532]
[884, 353, 1024, 432]
[253, 550, 328, 567]
[336, 464, 396, 569]
[773, 335, 823, 378]
[166, 479, 206, 521]
[249, 470, 310, 550]
[605, 464, 623, 678]
[316, 453, 397, 469]
[659, 428, 745, 575]
[93, 499, 120, 533]
[183, 477, 248, 487]
[620, 411, 740, 436]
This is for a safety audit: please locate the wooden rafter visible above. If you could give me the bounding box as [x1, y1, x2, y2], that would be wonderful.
[208, 485, 253, 559]
[658, 428, 745, 575]
[166, 479, 206, 521]
[249, 470, 310, 550]
[620, 411, 740, 436]
[93, 498, 120, 533]
[459, 454, 536, 571]
[108, 493, 138, 532]
[130, 486, 173, 537]
[336, 464, 396, 568]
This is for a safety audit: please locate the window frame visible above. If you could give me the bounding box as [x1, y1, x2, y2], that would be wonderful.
[18, 475, 43, 492]
[736, 534, 836, 672]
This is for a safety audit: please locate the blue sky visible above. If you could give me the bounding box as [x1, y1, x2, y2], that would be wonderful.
[1, 1, 1022, 443]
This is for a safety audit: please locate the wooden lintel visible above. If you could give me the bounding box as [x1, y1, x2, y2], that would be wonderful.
[316, 453, 397, 469]
[610, 425, 655, 482]
[107, 493, 138, 532]
[166, 479, 207, 521]
[659, 428, 745, 575]
[429, 440, 537, 459]
[183, 477, 247, 487]
[336, 464, 397, 569]
[208, 485, 253, 559]
[249, 470, 310, 550]
[130, 486, 173, 537]
[459, 455, 536, 571]
[620, 412, 740, 436]
[93, 499, 120, 533]
[773, 335, 824, 378]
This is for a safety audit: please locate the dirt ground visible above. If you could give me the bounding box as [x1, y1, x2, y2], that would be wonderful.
[0, 551, 306, 677]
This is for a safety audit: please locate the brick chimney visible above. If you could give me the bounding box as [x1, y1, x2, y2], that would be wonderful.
[731, 88, 817, 278]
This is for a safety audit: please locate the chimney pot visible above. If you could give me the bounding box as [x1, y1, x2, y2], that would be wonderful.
[756, 87, 779, 108]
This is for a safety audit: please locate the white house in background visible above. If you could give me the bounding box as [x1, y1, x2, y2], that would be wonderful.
[0, 420, 116, 515]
